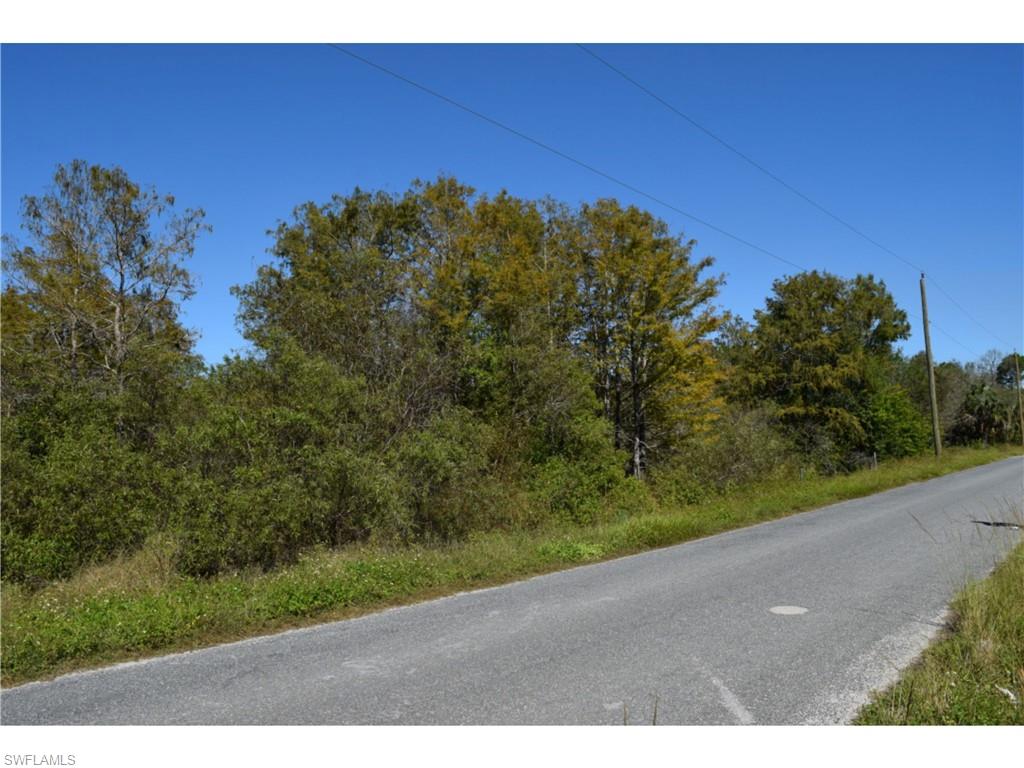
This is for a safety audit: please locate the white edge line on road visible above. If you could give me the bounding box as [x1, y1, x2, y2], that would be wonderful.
[798, 607, 951, 724]
[708, 675, 756, 725]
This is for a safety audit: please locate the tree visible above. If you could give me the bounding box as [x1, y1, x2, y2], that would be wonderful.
[406, 177, 479, 344]
[995, 353, 1024, 390]
[574, 200, 723, 477]
[233, 183, 473, 449]
[234, 188, 419, 379]
[949, 381, 1011, 444]
[471, 193, 579, 349]
[2, 161, 208, 580]
[711, 313, 756, 402]
[895, 353, 973, 441]
[3, 160, 207, 402]
[747, 271, 911, 464]
[861, 377, 930, 459]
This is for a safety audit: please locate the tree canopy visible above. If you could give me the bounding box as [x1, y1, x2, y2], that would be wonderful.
[741, 270, 917, 464]
[1, 161, 1016, 585]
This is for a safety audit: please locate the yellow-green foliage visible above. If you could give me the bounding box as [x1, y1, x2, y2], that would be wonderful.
[4, 170, 729, 583]
[4, 163, 1022, 686]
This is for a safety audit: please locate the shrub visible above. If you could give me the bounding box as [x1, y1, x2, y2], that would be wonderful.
[163, 360, 409, 576]
[170, 453, 413, 578]
[650, 406, 797, 505]
[392, 407, 507, 540]
[529, 450, 625, 526]
[1, 415, 163, 583]
[863, 384, 930, 459]
[602, 476, 659, 522]
[173, 470, 319, 576]
[307, 447, 411, 544]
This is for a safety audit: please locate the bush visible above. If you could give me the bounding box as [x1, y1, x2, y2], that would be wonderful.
[528, 450, 625, 526]
[1, 414, 164, 583]
[392, 407, 507, 540]
[169, 448, 414, 578]
[650, 406, 797, 505]
[308, 447, 411, 544]
[521, 398, 628, 526]
[602, 476, 659, 522]
[171, 470, 319, 576]
[162, 349, 410, 576]
[863, 384, 930, 459]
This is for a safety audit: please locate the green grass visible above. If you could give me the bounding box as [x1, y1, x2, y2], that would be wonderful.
[2, 445, 1020, 686]
[856, 537, 1024, 725]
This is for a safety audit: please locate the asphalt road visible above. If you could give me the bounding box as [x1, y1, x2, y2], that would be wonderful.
[3, 457, 1021, 725]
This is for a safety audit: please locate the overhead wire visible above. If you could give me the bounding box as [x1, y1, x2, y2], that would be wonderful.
[576, 44, 1012, 353]
[327, 45, 1002, 359]
[326, 44, 806, 272]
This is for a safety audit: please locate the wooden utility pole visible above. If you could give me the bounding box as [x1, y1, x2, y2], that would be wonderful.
[1014, 350, 1024, 447]
[920, 274, 942, 457]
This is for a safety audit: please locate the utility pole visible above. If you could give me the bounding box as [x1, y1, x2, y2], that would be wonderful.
[920, 274, 942, 457]
[1014, 350, 1024, 447]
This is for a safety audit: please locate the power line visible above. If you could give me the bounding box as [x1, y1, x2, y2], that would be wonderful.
[909, 310, 983, 359]
[327, 45, 987, 360]
[577, 45, 923, 274]
[326, 44, 805, 272]
[925, 279, 1012, 350]
[576, 44, 1013, 352]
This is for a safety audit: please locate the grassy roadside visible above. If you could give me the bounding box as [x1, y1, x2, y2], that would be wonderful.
[856, 538, 1024, 725]
[2, 445, 1020, 686]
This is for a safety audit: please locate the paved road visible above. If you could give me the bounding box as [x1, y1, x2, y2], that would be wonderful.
[3, 457, 1021, 725]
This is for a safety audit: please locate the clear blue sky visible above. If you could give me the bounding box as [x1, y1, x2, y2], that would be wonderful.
[3, 44, 1021, 365]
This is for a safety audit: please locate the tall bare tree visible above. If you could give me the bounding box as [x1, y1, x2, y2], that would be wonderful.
[4, 160, 207, 397]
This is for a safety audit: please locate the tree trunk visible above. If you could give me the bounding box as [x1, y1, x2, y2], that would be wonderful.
[613, 373, 623, 451]
[113, 299, 125, 395]
[629, 346, 645, 479]
[69, 317, 79, 384]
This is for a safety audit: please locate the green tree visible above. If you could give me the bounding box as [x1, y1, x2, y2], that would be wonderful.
[862, 381, 930, 458]
[234, 188, 418, 378]
[471, 193, 579, 349]
[233, 184, 466, 447]
[896, 353, 973, 442]
[574, 200, 723, 476]
[995, 353, 1024, 390]
[1, 161, 208, 581]
[949, 381, 1012, 445]
[747, 271, 911, 465]
[3, 160, 207, 401]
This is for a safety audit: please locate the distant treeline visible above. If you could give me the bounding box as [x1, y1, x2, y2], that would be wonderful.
[2, 161, 1020, 584]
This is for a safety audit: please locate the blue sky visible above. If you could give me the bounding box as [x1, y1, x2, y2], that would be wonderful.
[2, 44, 1021, 365]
